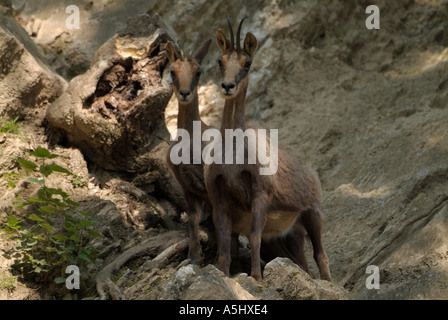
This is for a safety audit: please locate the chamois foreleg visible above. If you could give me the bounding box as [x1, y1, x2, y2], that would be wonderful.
[185, 193, 203, 265]
[213, 199, 233, 276]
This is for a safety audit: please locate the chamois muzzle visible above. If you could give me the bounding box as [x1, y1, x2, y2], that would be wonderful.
[221, 82, 236, 95]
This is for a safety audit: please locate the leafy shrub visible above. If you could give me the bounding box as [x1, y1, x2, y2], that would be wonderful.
[1, 147, 102, 284]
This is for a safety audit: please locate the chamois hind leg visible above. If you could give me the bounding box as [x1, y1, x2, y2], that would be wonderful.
[185, 193, 204, 265]
[285, 222, 314, 278]
[249, 194, 268, 282]
[261, 238, 290, 263]
[301, 206, 332, 281]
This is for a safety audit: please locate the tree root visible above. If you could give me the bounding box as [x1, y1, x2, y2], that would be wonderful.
[95, 235, 188, 300]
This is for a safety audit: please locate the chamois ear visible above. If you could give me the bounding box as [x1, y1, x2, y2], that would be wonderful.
[243, 32, 258, 58]
[193, 39, 212, 65]
[165, 41, 179, 64]
[216, 29, 230, 53]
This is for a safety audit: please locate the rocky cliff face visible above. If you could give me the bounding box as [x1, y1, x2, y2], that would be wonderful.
[1, 0, 447, 300]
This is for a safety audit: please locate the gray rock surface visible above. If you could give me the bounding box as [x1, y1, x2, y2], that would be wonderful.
[139, 258, 347, 300]
[0, 14, 66, 120]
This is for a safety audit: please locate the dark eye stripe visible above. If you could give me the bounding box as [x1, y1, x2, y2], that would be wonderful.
[170, 72, 179, 89]
[235, 68, 248, 84]
[190, 74, 200, 91]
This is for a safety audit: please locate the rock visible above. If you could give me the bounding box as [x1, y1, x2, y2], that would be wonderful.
[0, 14, 66, 120]
[46, 14, 174, 174]
[263, 258, 350, 300]
[353, 205, 448, 300]
[155, 264, 282, 300]
[12, 0, 169, 79]
[141, 258, 348, 300]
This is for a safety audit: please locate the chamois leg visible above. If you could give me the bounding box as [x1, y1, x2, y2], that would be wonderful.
[213, 201, 233, 276]
[301, 207, 332, 281]
[249, 195, 268, 282]
[286, 222, 314, 278]
[185, 194, 203, 265]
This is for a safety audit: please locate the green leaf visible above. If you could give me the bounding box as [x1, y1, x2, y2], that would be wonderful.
[87, 229, 103, 238]
[79, 211, 95, 217]
[80, 220, 92, 227]
[28, 197, 46, 204]
[15, 158, 38, 171]
[40, 165, 53, 177]
[28, 214, 44, 222]
[29, 147, 58, 159]
[7, 215, 20, 227]
[54, 277, 66, 284]
[38, 206, 56, 214]
[69, 234, 81, 242]
[47, 198, 67, 208]
[26, 240, 38, 246]
[37, 188, 48, 201]
[46, 164, 72, 175]
[46, 188, 68, 198]
[52, 235, 68, 241]
[64, 221, 77, 233]
[26, 178, 45, 184]
[78, 252, 91, 263]
[39, 223, 53, 232]
[65, 199, 80, 207]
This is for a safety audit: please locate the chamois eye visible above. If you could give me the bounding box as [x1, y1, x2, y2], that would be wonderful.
[195, 70, 201, 78]
[217, 58, 223, 67]
[170, 70, 176, 79]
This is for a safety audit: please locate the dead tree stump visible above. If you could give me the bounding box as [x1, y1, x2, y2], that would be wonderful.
[46, 14, 178, 174]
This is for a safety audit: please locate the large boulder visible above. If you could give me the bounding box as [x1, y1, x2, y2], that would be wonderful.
[46, 14, 175, 173]
[263, 258, 350, 300]
[0, 14, 66, 119]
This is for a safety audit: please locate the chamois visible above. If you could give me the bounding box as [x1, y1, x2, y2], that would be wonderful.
[165, 39, 212, 265]
[204, 18, 332, 281]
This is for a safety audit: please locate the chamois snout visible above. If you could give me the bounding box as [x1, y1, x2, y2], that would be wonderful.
[221, 82, 236, 96]
[179, 90, 191, 101]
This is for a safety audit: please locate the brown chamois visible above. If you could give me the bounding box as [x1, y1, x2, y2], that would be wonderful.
[204, 18, 332, 282]
[165, 39, 212, 265]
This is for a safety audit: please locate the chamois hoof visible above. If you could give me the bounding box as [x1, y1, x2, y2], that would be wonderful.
[251, 274, 263, 283]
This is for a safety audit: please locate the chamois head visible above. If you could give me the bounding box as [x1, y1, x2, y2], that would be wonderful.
[165, 40, 212, 104]
[215, 17, 258, 98]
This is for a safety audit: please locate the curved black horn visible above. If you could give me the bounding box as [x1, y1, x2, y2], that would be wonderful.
[236, 16, 248, 52]
[227, 17, 235, 50]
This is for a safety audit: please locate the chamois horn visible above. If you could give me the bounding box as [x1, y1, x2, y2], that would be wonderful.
[226, 17, 234, 50]
[236, 16, 248, 52]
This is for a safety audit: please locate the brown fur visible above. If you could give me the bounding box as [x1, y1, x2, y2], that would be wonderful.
[204, 18, 332, 281]
[165, 40, 212, 264]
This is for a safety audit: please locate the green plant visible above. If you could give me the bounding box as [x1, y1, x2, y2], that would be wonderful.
[0, 116, 20, 134]
[1, 171, 22, 189]
[1, 147, 102, 284]
[0, 273, 17, 291]
[71, 174, 87, 189]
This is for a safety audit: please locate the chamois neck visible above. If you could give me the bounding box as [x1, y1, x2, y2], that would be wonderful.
[220, 85, 248, 132]
[177, 94, 202, 133]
